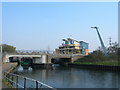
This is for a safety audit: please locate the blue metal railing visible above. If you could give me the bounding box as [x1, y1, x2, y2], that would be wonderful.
[4, 71, 57, 90]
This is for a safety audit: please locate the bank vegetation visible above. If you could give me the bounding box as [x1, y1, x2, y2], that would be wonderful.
[73, 42, 120, 66]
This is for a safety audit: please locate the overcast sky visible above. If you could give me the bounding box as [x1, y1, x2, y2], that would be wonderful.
[2, 2, 118, 52]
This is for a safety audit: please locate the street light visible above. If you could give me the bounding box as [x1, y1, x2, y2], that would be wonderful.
[91, 26, 107, 56]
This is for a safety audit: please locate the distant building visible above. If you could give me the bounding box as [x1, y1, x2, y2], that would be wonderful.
[55, 38, 89, 55]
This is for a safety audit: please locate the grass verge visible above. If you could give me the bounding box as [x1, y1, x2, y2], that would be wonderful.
[72, 61, 119, 66]
[2, 79, 13, 88]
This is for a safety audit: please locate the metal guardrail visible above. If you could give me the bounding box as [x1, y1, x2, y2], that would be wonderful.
[2, 50, 54, 55]
[4, 71, 57, 90]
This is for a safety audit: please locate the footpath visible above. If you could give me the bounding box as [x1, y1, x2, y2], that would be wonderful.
[2, 63, 18, 89]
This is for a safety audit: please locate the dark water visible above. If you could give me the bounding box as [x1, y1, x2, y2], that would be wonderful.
[16, 65, 120, 88]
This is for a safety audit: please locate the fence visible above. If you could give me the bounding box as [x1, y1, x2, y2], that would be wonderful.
[4, 71, 57, 90]
[3, 50, 54, 56]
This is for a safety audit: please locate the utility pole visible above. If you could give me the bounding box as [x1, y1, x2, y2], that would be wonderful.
[109, 37, 112, 46]
[47, 45, 50, 54]
[91, 26, 107, 55]
[108, 37, 112, 54]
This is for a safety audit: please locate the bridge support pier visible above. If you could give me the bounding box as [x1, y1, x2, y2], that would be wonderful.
[31, 54, 53, 69]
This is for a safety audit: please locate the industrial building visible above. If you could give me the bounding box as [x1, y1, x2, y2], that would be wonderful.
[55, 38, 89, 55]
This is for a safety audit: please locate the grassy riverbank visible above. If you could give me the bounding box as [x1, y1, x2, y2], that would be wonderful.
[2, 63, 18, 88]
[72, 61, 119, 66]
[72, 49, 119, 66]
[2, 79, 13, 88]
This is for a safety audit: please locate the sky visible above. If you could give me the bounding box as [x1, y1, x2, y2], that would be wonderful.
[2, 2, 118, 52]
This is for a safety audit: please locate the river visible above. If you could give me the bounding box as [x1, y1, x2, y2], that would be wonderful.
[15, 64, 120, 88]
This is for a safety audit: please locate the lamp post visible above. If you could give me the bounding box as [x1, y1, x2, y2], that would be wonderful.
[91, 26, 107, 55]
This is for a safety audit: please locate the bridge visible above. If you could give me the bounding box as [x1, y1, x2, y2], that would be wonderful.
[48, 54, 84, 63]
[3, 53, 84, 68]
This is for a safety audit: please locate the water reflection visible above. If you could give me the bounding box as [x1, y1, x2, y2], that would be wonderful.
[16, 64, 119, 88]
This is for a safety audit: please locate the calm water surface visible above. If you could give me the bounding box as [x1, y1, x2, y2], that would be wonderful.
[16, 65, 120, 88]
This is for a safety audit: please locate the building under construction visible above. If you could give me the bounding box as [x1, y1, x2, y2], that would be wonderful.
[55, 38, 89, 55]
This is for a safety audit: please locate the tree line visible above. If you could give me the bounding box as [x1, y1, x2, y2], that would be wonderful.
[2, 44, 16, 53]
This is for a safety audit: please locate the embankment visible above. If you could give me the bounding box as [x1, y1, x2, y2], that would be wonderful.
[68, 63, 120, 71]
[2, 62, 18, 88]
[2, 63, 18, 74]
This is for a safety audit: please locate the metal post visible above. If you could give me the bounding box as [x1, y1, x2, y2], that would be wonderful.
[24, 78, 26, 90]
[4, 72, 6, 80]
[8, 73, 10, 81]
[6, 73, 7, 81]
[36, 80, 38, 90]
[16, 75, 18, 88]
[11, 74, 13, 86]
[9, 73, 11, 85]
